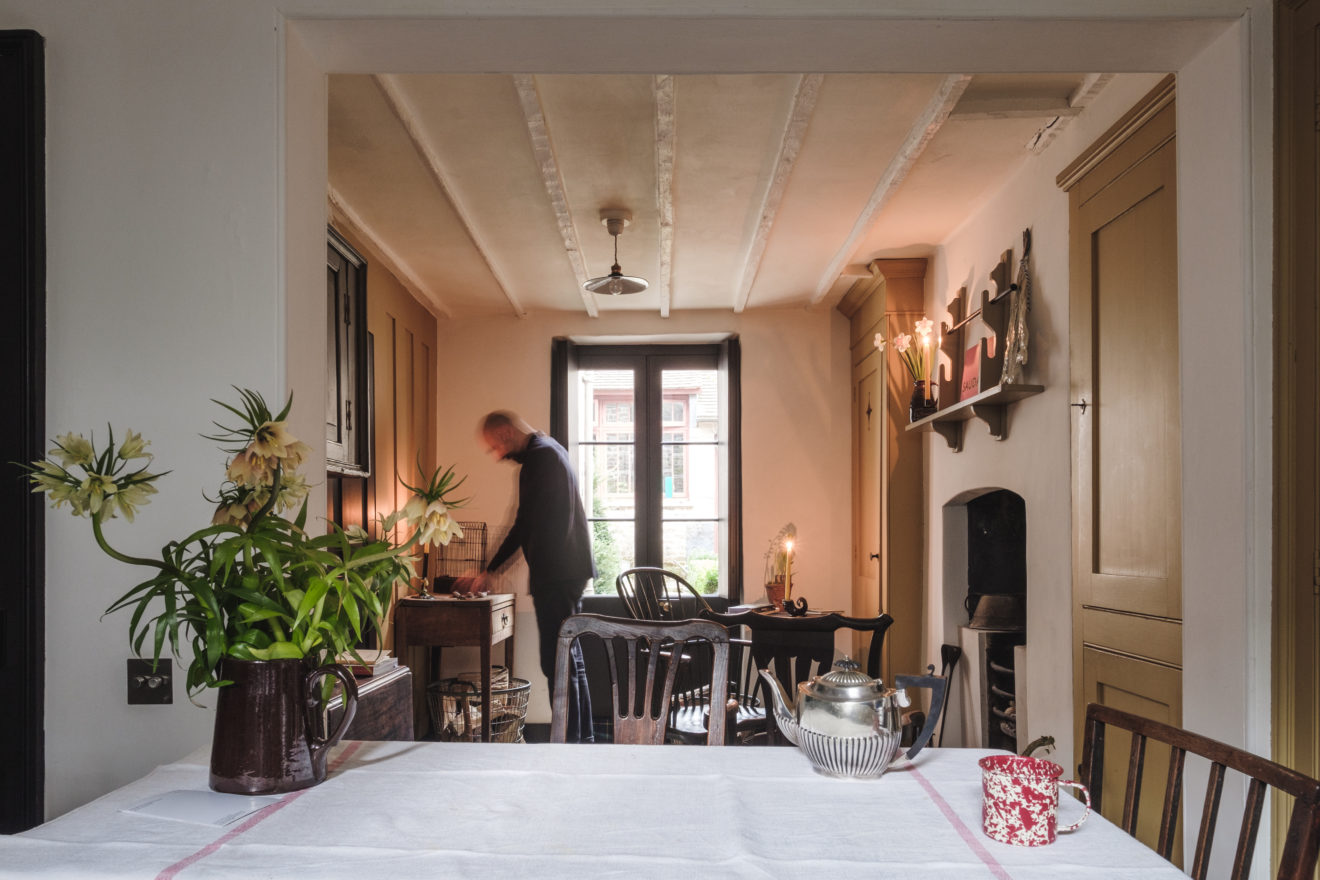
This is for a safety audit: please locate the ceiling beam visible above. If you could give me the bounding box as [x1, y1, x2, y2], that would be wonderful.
[329, 186, 452, 319]
[810, 74, 972, 308]
[733, 73, 823, 314]
[950, 95, 1082, 120]
[513, 74, 600, 318]
[373, 74, 527, 319]
[1026, 73, 1114, 152]
[653, 74, 676, 319]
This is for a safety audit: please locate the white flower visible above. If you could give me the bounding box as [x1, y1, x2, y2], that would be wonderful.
[400, 496, 463, 548]
[52, 433, 94, 469]
[873, 333, 886, 351]
[915, 317, 934, 337]
[118, 430, 151, 460]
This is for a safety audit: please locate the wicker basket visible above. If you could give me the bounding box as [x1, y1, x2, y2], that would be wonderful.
[427, 668, 530, 743]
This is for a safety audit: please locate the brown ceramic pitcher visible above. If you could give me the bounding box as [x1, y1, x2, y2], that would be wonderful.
[209, 657, 358, 795]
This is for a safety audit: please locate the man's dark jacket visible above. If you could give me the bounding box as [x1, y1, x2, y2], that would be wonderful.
[486, 433, 595, 590]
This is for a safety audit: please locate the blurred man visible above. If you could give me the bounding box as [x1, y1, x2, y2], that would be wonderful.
[473, 411, 595, 742]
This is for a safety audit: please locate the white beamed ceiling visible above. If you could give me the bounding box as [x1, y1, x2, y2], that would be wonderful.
[328, 71, 1118, 319]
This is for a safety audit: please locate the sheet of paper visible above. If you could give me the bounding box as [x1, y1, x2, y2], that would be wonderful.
[123, 789, 281, 826]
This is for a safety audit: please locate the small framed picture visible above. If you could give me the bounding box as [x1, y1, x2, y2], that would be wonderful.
[960, 343, 981, 400]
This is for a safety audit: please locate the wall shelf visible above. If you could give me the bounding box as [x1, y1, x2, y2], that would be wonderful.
[906, 382, 1043, 450]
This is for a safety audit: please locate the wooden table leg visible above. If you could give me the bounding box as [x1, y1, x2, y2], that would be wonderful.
[480, 637, 492, 742]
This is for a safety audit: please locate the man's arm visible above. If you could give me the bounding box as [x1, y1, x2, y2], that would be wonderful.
[485, 449, 550, 572]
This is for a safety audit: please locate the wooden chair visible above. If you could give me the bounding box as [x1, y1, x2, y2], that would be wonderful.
[1079, 702, 1320, 880]
[616, 567, 712, 621]
[612, 568, 753, 744]
[550, 614, 730, 746]
[701, 608, 894, 744]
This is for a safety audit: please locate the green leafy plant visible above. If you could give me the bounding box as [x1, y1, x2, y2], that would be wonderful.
[25, 388, 467, 699]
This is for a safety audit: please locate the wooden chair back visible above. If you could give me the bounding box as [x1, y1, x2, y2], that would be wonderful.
[1080, 702, 1320, 880]
[551, 614, 729, 746]
[616, 567, 712, 621]
[700, 609, 894, 744]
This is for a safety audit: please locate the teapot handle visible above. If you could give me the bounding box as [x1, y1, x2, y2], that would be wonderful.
[894, 665, 946, 761]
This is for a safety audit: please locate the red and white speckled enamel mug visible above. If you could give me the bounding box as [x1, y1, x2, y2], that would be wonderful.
[979, 755, 1092, 846]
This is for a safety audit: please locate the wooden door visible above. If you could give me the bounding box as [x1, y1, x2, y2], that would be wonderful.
[840, 259, 925, 682]
[1274, 0, 1320, 871]
[1062, 78, 1182, 856]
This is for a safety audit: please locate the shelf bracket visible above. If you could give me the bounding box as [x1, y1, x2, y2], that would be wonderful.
[931, 421, 963, 451]
[970, 404, 1007, 440]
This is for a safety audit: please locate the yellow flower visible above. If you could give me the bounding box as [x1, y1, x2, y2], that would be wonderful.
[251, 420, 300, 462]
[78, 473, 118, 518]
[118, 430, 150, 460]
[227, 448, 273, 488]
[212, 501, 251, 527]
[274, 471, 309, 513]
[112, 480, 158, 523]
[52, 433, 94, 468]
[281, 439, 312, 471]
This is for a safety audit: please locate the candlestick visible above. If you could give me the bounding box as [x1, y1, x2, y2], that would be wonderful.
[784, 539, 794, 602]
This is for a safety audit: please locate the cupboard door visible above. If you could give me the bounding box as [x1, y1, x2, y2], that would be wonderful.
[1080, 646, 1183, 867]
[1070, 103, 1180, 621]
[327, 228, 369, 475]
[1064, 81, 1181, 795]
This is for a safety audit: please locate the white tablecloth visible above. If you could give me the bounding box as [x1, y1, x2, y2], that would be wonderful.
[3, 742, 1186, 879]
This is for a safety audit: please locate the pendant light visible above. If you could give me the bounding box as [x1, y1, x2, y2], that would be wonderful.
[583, 209, 648, 296]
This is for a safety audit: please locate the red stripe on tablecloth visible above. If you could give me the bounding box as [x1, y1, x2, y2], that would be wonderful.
[909, 763, 1014, 880]
[156, 741, 364, 880]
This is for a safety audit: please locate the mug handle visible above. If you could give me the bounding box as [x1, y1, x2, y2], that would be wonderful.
[306, 663, 359, 781]
[894, 667, 947, 760]
[1057, 780, 1092, 833]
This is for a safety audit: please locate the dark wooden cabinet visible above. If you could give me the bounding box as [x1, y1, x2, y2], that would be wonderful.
[326, 227, 369, 476]
[319, 665, 414, 742]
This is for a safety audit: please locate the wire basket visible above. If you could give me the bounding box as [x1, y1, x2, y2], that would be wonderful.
[427, 668, 530, 743]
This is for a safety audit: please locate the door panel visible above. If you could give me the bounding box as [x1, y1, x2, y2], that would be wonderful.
[1082, 646, 1183, 867]
[1074, 112, 1181, 620]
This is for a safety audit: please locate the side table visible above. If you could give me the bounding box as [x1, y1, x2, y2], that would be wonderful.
[392, 594, 516, 741]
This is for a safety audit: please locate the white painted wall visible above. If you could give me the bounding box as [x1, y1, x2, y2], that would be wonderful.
[2, 0, 1267, 827]
[925, 74, 1167, 765]
[926, 24, 1272, 875]
[430, 310, 853, 724]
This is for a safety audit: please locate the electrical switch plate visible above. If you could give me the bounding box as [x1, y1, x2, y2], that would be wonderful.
[127, 658, 173, 705]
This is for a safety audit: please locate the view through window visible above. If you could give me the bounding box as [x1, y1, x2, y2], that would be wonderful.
[566, 346, 732, 597]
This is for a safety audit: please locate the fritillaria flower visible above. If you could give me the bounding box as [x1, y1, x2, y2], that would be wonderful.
[52, 433, 94, 469]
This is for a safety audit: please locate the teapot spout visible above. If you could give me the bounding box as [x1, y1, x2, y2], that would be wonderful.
[758, 668, 802, 746]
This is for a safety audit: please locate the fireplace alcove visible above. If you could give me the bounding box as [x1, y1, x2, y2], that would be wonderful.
[941, 488, 1027, 752]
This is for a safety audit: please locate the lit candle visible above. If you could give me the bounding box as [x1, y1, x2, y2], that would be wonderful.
[784, 539, 794, 602]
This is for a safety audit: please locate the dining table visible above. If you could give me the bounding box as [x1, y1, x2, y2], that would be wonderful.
[2, 741, 1188, 879]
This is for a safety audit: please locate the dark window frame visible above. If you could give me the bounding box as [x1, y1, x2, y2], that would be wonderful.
[551, 339, 742, 602]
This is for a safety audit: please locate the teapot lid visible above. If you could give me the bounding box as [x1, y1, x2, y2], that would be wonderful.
[803, 657, 891, 701]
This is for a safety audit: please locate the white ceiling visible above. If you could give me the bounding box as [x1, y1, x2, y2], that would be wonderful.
[327, 70, 1122, 319]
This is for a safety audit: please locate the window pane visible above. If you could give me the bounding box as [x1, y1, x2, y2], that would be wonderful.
[581, 443, 636, 513]
[590, 519, 634, 594]
[662, 520, 720, 594]
[661, 443, 717, 517]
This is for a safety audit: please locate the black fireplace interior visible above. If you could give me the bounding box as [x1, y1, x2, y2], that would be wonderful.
[965, 489, 1026, 753]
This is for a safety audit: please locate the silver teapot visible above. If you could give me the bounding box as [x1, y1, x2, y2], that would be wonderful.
[760, 658, 946, 778]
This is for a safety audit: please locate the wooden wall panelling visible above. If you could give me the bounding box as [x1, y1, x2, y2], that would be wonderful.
[332, 225, 438, 652]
